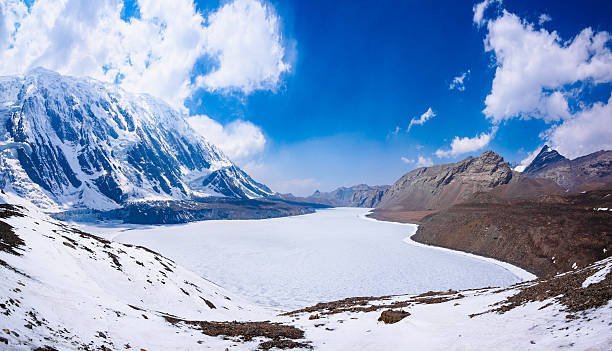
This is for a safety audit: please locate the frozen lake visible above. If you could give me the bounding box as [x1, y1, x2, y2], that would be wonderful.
[83, 208, 525, 310]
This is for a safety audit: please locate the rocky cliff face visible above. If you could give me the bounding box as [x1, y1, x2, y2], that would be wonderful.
[523, 146, 612, 192]
[376, 151, 515, 212]
[0, 69, 273, 211]
[305, 184, 389, 207]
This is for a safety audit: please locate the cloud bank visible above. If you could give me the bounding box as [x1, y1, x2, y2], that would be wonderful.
[0, 0, 290, 109]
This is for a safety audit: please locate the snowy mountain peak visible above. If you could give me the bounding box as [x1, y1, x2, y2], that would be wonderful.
[0, 69, 273, 211]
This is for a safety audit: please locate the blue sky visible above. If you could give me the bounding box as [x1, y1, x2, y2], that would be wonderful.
[185, 0, 612, 194]
[1, 0, 611, 195]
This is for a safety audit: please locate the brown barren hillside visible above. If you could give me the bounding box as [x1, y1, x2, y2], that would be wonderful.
[412, 187, 612, 277]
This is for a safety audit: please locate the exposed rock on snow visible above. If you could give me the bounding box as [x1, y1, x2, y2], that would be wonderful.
[377, 309, 410, 324]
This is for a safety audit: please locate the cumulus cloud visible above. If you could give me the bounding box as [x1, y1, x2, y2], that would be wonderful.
[545, 94, 612, 159]
[195, 0, 290, 93]
[435, 127, 497, 158]
[449, 70, 470, 91]
[187, 115, 266, 164]
[479, 7, 612, 163]
[0, 0, 290, 109]
[473, 0, 501, 27]
[483, 11, 612, 123]
[408, 107, 436, 131]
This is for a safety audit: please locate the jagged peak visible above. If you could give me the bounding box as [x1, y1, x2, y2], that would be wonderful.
[524, 145, 569, 175]
[478, 150, 505, 161]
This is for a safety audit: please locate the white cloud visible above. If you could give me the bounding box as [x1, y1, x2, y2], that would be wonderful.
[408, 107, 436, 131]
[516, 95, 612, 168]
[514, 147, 543, 172]
[479, 8, 612, 162]
[435, 127, 497, 158]
[483, 11, 612, 123]
[0, 0, 290, 109]
[473, 0, 501, 27]
[400, 157, 414, 164]
[538, 13, 551, 25]
[545, 94, 612, 159]
[449, 70, 470, 91]
[187, 115, 266, 164]
[416, 155, 434, 167]
[195, 0, 290, 93]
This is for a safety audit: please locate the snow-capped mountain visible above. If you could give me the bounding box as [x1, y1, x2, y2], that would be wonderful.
[0, 68, 273, 211]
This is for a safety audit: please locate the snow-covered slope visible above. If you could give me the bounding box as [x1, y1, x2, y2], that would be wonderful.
[0, 68, 273, 211]
[0, 195, 277, 350]
[284, 257, 612, 350]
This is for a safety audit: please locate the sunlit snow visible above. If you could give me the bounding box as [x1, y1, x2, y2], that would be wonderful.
[83, 208, 526, 309]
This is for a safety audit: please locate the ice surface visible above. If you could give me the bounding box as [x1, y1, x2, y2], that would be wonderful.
[88, 208, 526, 310]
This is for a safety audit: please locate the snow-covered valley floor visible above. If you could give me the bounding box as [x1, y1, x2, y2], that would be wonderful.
[81, 208, 527, 310]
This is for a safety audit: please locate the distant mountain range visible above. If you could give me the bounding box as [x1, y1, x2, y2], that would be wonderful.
[0, 69, 275, 214]
[289, 184, 389, 208]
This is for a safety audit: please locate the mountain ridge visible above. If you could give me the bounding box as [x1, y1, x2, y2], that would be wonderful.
[0, 68, 273, 212]
[522, 145, 612, 192]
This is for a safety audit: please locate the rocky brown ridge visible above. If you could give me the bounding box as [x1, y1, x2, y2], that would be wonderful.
[373, 151, 515, 216]
[524, 146, 612, 191]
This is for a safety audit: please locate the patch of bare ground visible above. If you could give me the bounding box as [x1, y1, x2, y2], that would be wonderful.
[378, 309, 410, 324]
[163, 316, 311, 350]
[494, 260, 612, 314]
[284, 290, 465, 317]
[0, 205, 25, 256]
[412, 188, 612, 277]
